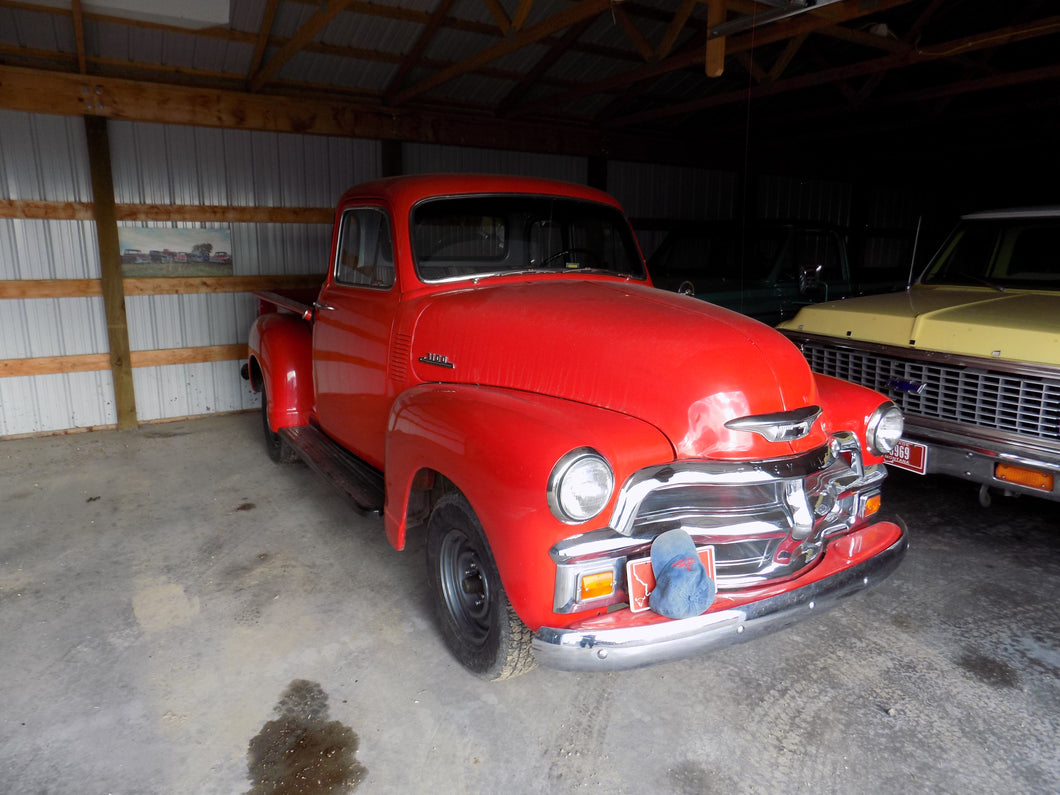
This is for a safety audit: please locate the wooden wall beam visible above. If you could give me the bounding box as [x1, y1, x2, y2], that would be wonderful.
[0, 344, 250, 378]
[0, 274, 326, 299]
[84, 116, 137, 429]
[0, 199, 333, 223]
[0, 64, 705, 165]
[121, 275, 325, 296]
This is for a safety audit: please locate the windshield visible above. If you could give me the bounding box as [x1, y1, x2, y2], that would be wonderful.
[649, 227, 789, 284]
[411, 195, 646, 282]
[921, 217, 1060, 290]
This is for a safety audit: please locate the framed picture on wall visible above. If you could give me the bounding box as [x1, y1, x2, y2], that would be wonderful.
[118, 227, 234, 277]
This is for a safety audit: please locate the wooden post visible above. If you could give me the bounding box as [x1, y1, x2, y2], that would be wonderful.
[381, 139, 403, 177]
[705, 0, 726, 78]
[84, 116, 138, 430]
[587, 155, 608, 192]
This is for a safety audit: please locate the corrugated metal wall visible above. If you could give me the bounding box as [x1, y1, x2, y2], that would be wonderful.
[0, 111, 380, 436]
[756, 174, 852, 225]
[0, 110, 114, 436]
[110, 122, 380, 424]
[404, 143, 588, 183]
[608, 160, 738, 259]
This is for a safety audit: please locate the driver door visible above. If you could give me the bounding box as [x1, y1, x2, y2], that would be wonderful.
[312, 205, 398, 469]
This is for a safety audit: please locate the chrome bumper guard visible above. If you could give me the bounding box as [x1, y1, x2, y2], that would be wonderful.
[532, 517, 907, 672]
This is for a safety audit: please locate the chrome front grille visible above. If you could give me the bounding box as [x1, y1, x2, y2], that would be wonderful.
[550, 434, 888, 612]
[800, 342, 1060, 441]
[630, 481, 796, 579]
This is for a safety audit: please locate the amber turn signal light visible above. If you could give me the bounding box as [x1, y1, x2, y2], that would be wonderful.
[994, 463, 1054, 492]
[579, 571, 615, 601]
[862, 492, 882, 517]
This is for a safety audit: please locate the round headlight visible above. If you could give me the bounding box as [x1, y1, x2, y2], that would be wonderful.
[548, 448, 614, 524]
[866, 402, 904, 455]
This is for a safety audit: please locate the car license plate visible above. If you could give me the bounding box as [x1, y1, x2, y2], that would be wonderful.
[885, 438, 928, 474]
[626, 546, 716, 613]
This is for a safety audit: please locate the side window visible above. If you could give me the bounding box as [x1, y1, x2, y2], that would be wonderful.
[789, 230, 842, 282]
[335, 207, 395, 288]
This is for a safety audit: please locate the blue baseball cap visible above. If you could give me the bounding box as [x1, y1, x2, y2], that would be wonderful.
[649, 528, 716, 619]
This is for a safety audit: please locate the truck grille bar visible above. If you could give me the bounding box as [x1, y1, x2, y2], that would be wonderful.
[799, 342, 1060, 441]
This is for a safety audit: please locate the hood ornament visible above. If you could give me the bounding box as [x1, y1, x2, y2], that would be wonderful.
[725, 405, 822, 442]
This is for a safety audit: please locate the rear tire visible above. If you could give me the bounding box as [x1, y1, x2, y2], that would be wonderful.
[261, 384, 299, 464]
[426, 493, 537, 680]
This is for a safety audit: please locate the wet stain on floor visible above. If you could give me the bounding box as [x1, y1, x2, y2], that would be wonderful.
[247, 679, 367, 794]
[957, 651, 1020, 689]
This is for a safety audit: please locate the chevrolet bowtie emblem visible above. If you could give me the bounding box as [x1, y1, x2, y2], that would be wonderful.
[887, 378, 927, 395]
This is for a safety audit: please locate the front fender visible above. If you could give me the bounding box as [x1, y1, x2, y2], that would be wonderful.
[384, 384, 673, 631]
[248, 312, 313, 431]
[814, 373, 892, 466]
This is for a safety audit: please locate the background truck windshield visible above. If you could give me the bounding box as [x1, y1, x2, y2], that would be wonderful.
[922, 216, 1060, 290]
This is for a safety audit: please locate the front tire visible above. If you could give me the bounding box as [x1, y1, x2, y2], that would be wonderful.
[261, 383, 299, 464]
[426, 493, 537, 680]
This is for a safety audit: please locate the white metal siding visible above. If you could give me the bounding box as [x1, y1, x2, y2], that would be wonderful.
[0, 111, 380, 436]
[404, 143, 588, 183]
[608, 160, 738, 259]
[0, 371, 117, 436]
[108, 121, 380, 424]
[0, 111, 112, 435]
[608, 160, 737, 220]
[757, 174, 852, 225]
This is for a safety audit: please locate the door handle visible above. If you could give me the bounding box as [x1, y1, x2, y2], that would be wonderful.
[313, 301, 335, 311]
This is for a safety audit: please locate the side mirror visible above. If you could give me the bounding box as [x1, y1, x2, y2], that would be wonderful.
[799, 263, 823, 294]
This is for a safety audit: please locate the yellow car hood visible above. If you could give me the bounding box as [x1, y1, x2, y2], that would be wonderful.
[777, 285, 1060, 366]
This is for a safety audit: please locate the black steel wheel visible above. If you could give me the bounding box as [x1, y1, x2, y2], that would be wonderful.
[260, 383, 298, 464]
[426, 493, 537, 680]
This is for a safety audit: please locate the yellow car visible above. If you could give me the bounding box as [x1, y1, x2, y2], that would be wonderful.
[778, 207, 1060, 504]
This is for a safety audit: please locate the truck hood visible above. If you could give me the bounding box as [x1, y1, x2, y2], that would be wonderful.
[777, 285, 1060, 366]
[408, 278, 823, 459]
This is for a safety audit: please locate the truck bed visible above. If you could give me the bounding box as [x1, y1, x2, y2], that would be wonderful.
[254, 287, 321, 319]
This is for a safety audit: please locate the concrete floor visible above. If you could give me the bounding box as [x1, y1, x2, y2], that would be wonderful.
[1, 412, 1058, 794]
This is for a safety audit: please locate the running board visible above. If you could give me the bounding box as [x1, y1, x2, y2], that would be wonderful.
[280, 425, 385, 514]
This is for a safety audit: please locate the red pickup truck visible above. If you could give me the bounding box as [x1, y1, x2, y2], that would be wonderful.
[245, 174, 908, 679]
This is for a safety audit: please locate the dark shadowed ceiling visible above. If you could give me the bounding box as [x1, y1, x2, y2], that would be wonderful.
[1, 1, 1057, 182]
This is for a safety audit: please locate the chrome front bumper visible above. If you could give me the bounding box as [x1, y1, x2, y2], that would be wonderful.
[532, 518, 907, 672]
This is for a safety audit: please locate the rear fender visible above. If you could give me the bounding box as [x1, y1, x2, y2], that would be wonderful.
[385, 384, 673, 630]
[248, 312, 313, 431]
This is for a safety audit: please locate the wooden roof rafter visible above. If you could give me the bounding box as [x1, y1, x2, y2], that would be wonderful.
[389, 0, 617, 107]
[250, 0, 358, 92]
[498, 15, 595, 115]
[854, 0, 944, 103]
[483, 0, 533, 35]
[70, 0, 86, 74]
[606, 12, 1060, 129]
[247, 0, 282, 87]
[506, 0, 916, 119]
[384, 0, 455, 105]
